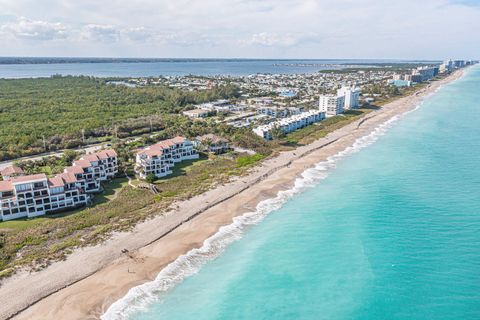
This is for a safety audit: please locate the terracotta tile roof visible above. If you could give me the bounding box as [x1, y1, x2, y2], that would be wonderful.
[105, 149, 117, 157]
[0, 180, 13, 192]
[137, 137, 188, 158]
[144, 149, 163, 157]
[59, 172, 78, 184]
[0, 165, 24, 177]
[65, 166, 84, 174]
[95, 151, 109, 159]
[73, 159, 92, 168]
[10, 173, 47, 184]
[197, 134, 228, 143]
[48, 176, 65, 188]
[81, 154, 100, 162]
[171, 136, 186, 144]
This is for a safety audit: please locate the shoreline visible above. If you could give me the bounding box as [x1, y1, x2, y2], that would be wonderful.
[0, 69, 466, 320]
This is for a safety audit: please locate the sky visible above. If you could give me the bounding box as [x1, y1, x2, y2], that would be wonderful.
[0, 0, 479, 59]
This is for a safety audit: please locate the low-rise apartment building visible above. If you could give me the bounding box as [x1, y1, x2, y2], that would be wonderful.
[0, 149, 118, 221]
[253, 110, 326, 140]
[256, 106, 302, 118]
[194, 134, 230, 154]
[182, 109, 212, 119]
[65, 149, 118, 193]
[135, 136, 199, 179]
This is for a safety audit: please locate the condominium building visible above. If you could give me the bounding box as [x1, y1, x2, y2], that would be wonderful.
[413, 66, 438, 82]
[65, 149, 118, 193]
[256, 106, 302, 118]
[0, 149, 118, 221]
[337, 86, 361, 110]
[182, 109, 212, 119]
[195, 134, 231, 154]
[318, 94, 345, 117]
[253, 110, 326, 140]
[0, 165, 24, 180]
[135, 136, 199, 179]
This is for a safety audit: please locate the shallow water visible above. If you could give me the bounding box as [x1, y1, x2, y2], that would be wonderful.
[0, 59, 427, 78]
[104, 66, 480, 320]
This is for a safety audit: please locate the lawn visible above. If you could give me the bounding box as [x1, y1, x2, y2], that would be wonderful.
[154, 152, 255, 202]
[90, 177, 129, 205]
[0, 153, 260, 276]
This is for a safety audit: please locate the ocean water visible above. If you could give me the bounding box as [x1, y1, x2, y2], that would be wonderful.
[103, 66, 480, 320]
[0, 59, 429, 78]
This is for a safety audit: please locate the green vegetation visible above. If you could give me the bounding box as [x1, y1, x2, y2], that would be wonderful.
[0, 105, 378, 276]
[236, 154, 266, 167]
[0, 178, 154, 274]
[154, 152, 257, 202]
[14, 150, 83, 176]
[0, 153, 259, 275]
[0, 76, 240, 161]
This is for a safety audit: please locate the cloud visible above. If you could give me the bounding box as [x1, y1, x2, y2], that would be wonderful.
[241, 32, 317, 47]
[122, 27, 153, 41]
[0, 0, 479, 58]
[80, 24, 119, 42]
[0, 17, 67, 40]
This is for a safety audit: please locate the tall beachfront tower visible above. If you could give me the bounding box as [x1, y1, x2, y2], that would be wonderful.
[319, 94, 345, 117]
[337, 86, 361, 110]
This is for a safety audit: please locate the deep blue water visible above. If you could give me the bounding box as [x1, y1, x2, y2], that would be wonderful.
[104, 66, 480, 320]
[0, 59, 431, 78]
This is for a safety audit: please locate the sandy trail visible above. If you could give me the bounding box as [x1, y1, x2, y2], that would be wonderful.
[0, 69, 465, 320]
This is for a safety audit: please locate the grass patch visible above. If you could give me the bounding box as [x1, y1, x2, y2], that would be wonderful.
[236, 154, 266, 167]
[90, 177, 129, 206]
[0, 153, 257, 276]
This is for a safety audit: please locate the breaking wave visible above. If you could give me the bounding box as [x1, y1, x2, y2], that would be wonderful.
[101, 104, 421, 320]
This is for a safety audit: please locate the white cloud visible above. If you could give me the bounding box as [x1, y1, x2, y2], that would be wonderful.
[122, 27, 152, 41]
[0, 17, 67, 40]
[0, 0, 479, 58]
[242, 32, 317, 47]
[80, 24, 119, 42]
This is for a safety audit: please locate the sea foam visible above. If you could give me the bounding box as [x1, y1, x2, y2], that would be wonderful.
[101, 105, 420, 320]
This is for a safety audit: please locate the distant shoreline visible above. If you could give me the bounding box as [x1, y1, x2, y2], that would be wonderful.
[0, 57, 441, 65]
[0, 68, 467, 320]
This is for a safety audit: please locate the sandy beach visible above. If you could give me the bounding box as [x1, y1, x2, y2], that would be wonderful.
[0, 69, 465, 320]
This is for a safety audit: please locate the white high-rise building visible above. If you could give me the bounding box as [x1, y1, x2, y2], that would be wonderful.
[337, 86, 361, 110]
[319, 94, 345, 117]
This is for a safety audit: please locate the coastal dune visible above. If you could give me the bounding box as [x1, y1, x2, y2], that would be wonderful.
[0, 69, 465, 320]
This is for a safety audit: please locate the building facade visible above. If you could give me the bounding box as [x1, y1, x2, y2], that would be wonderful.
[135, 136, 199, 179]
[318, 94, 345, 117]
[337, 86, 361, 110]
[195, 134, 231, 154]
[253, 110, 326, 140]
[182, 109, 212, 119]
[0, 149, 118, 221]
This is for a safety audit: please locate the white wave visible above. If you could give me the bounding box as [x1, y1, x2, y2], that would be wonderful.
[101, 106, 418, 320]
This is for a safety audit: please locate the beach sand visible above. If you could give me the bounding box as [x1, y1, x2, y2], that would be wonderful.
[0, 69, 465, 320]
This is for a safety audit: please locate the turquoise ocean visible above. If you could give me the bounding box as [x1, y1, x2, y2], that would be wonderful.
[103, 66, 480, 320]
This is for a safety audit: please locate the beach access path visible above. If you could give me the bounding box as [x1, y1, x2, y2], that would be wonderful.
[0, 69, 466, 320]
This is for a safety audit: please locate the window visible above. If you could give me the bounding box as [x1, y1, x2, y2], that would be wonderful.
[33, 182, 45, 189]
[15, 184, 30, 192]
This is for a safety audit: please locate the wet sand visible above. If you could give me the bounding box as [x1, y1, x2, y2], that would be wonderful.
[0, 69, 465, 320]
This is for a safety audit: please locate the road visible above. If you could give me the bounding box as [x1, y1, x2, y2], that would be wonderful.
[0, 144, 104, 171]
